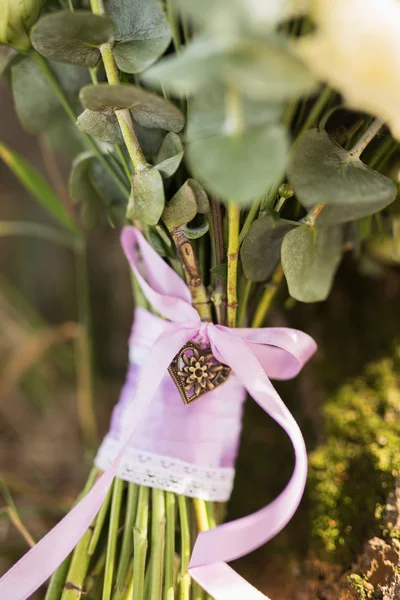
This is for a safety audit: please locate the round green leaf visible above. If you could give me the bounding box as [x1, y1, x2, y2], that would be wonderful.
[187, 124, 288, 206]
[187, 85, 282, 139]
[76, 109, 123, 144]
[162, 180, 199, 230]
[127, 167, 165, 225]
[31, 11, 115, 67]
[12, 57, 89, 134]
[142, 37, 231, 96]
[80, 84, 185, 132]
[143, 35, 316, 102]
[69, 152, 104, 228]
[155, 132, 184, 178]
[105, 0, 171, 74]
[241, 215, 295, 282]
[287, 129, 397, 224]
[230, 37, 316, 102]
[281, 224, 343, 303]
[187, 179, 210, 213]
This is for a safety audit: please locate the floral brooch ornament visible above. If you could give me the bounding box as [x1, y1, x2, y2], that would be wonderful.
[168, 341, 231, 405]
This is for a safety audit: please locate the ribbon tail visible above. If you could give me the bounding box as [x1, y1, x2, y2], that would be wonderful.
[0, 326, 195, 600]
[189, 325, 308, 600]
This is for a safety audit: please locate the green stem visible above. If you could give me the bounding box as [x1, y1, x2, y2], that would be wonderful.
[227, 203, 240, 328]
[348, 118, 384, 159]
[178, 495, 191, 600]
[193, 499, 208, 532]
[164, 492, 176, 600]
[133, 486, 150, 600]
[166, 0, 182, 52]
[74, 245, 98, 452]
[303, 203, 326, 226]
[87, 484, 113, 555]
[102, 478, 124, 600]
[45, 557, 72, 600]
[89, 0, 148, 172]
[368, 137, 394, 170]
[85, 549, 107, 595]
[238, 198, 260, 246]
[238, 278, 253, 328]
[149, 489, 166, 600]
[251, 265, 283, 328]
[116, 483, 139, 594]
[115, 146, 131, 180]
[298, 86, 335, 135]
[30, 50, 129, 197]
[61, 530, 93, 600]
[45, 468, 98, 599]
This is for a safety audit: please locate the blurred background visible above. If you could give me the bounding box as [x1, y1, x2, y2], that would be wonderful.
[1, 76, 400, 599]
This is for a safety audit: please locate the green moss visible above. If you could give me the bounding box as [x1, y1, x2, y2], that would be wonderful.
[348, 574, 374, 599]
[308, 351, 400, 564]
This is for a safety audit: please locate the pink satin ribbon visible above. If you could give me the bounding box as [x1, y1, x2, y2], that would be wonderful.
[0, 226, 316, 600]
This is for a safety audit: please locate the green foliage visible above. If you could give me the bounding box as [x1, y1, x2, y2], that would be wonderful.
[79, 84, 185, 132]
[127, 167, 165, 225]
[69, 152, 104, 228]
[105, 0, 171, 74]
[12, 57, 89, 134]
[187, 123, 288, 206]
[281, 224, 343, 302]
[31, 10, 115, 67]
[162, 179, 200, 230]
[76, 109, 123, 144]
[154, 132, 184, 179]
[287, 129, 397, 225]
[309, 351, 400, 563]
[241, 215, 294, 282]
[143, 35, 316, 102]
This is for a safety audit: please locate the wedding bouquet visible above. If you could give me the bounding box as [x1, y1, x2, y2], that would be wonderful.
[1, 0, 400, 599]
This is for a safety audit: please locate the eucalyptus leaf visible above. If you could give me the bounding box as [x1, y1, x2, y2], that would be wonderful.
[187, 86, 282, 139]
[31, 11, 115, 67]
[155, 132, 184, 178]
[68, 152, 104, 228]
[188, 179, 210, 213]
[80, 84, 185, 132]
[181, 219, 210, 239]
[12, 57, 89, 134]
[127, 167, 165, 225]
[143, 34, 316, 101]
[76, 109, 123, 144]
[187, 124, 288, 206]
[241, 215, 295, 282]
[90, 159, 127, 224]
[162, 180, 199, 230]
[281, 224, 343, 302]
[142, 37, 231, 96]
[287, 129, 397, 224]
[105, 0, 171, 74]
[225, 36, 317, 102]
[176, 0, 294, 35]
[76, 109, 165, 156]
[0, 142, 78, 233]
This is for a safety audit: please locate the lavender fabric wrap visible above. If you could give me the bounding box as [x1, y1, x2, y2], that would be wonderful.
[95, 307, 247, 501]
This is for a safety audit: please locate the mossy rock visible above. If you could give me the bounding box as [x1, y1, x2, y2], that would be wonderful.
[309, 350, 400, 564]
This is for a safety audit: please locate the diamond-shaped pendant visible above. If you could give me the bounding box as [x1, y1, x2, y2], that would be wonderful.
[168, 340, 231, 405]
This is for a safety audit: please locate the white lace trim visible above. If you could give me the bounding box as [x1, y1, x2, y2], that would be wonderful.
[95, 436, 235, 502]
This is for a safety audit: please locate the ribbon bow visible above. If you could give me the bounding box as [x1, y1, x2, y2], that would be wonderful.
[0, 227, 316, 600]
